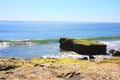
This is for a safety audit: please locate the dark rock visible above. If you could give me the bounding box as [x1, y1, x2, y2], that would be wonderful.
[57, 73, 65, 78]
[89, 55, 95, 62]
[57, 75, 64, 78]
[17, 75, 27, 79]
[80, 57, 88, 60]
[34, 64, 45, 67]
[59, 38, 106, 55]
[75, 73, 81, 75]
[10, 57, 16, 60]
[59, 38, 74, 51]
[5, 71, 13, 74]
[0, 65, 18, 71]
[0, 77, 6, 80]
[109, 49, 120, 56]
[65, 72, 75, 78]
[57, 72, 81, 79]
[89, 55, 95, 59]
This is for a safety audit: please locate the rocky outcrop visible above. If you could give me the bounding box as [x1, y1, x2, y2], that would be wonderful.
[59, 38, 106, 55]
[109, 49, 120, 56]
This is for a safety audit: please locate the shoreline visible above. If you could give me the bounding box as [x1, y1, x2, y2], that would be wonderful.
[0, 36, 120, 59]
[0, 36, 120, 80]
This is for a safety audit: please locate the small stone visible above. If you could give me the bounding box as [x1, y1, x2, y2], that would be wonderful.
[10, 57, 16, 60]
[0, 77, 6, 80]
[75, 72, 81, 75]
[17, 70, 24, 73]
[34, 64, 45, 67]
[30, 70, 39, 74]
[5, 71, 13, 74]
[81, 57, 88, 60]
[106, 77, 112, 79]
[65, 72, 75, 78]
[57, 73, 65, 78]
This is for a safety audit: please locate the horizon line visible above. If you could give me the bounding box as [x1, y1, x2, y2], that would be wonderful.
[0, 20, 120, 23]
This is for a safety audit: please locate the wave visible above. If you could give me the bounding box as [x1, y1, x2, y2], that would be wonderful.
[0, 36, 120, 44]
[28, 39, 59, 43]
[0, 39, 59, 44]
[0, 42, 9, 49]
[81, 36, 120, 40]
[100, 40, 120, 51]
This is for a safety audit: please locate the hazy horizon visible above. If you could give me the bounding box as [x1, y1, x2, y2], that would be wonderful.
[0, 20, 120, 23]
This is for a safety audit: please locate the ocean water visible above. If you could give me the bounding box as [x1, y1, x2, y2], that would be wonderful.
[0, 21, 120, 40]
[0, 21, 120, 58]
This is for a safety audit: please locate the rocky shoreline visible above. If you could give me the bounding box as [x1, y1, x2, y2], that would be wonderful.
[0, 37, 120, 80]
[0, 57, 120, 80]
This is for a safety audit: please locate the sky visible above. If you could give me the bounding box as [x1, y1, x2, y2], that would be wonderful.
[0, 0, 120, 22]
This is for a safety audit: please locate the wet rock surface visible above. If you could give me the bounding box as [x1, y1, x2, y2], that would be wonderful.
[109, 49, 120, 56]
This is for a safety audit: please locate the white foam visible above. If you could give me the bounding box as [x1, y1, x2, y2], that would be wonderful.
[42, 51, 89, 59]
[60, 53, 89, 59]
[42, 55, 60, 58]
[100, 40, 120, 51]
[42, 50, 112, 60]
[0, 42, 9, 49]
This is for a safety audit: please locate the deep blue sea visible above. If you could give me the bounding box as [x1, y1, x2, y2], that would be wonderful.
[0, 21, 120, 58]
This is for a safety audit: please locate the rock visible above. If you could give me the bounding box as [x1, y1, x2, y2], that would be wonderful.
[16, 70, 24, 73]
[0, 65, 18, 71]
[59, 38, 106, 55]
[57, 73, 65, 78]
[0, 77, 6, 80]
[57, 72, 81, 79]
[34, 64, 45, 67]
[59, 38, 74, 51]
[65, 72, 75, 78]
[80, 57, 88, 60]
[89, 55, 95, 59]
[109, 49, 120, 56]
[5, 71, 13, 74]
[30, 70, 39, 74]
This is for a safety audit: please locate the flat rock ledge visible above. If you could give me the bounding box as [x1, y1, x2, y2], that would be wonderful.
[59, 38, 106, 55]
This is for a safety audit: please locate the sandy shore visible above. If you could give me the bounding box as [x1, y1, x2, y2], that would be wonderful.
[0, 57, 120, 80]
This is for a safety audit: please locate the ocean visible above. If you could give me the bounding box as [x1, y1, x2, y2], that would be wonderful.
[0, 21, 120, 58]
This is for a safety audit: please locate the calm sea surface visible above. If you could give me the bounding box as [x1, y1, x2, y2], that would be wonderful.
[0, 21, 120, 40]
[0, 21, 120, 58]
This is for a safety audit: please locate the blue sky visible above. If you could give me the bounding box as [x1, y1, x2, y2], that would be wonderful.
[0, 0, 120, 22]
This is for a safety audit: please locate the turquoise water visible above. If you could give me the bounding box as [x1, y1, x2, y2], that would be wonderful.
[0, 21, 120, 58]
[0, 43, 59, 59]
